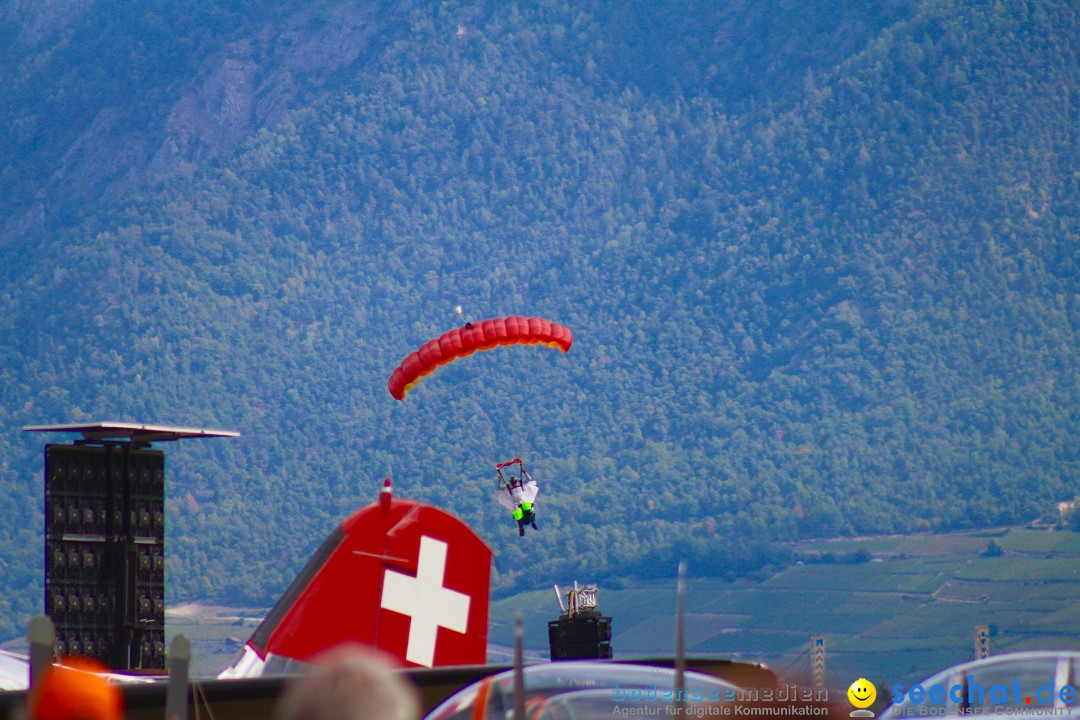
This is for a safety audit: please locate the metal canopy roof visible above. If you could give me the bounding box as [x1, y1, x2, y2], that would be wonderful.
[23, 422, 240, 445]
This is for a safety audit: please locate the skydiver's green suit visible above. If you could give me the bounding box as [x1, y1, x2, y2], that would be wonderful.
[500, 475, 539, 536]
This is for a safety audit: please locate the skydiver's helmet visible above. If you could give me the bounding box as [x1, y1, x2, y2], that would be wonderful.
[509, 476, 520, 487]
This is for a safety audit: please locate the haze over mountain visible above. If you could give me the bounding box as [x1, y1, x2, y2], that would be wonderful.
[0, 0, 1075, 642]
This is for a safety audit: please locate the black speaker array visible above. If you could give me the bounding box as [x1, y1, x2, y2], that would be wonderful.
[548, 613, 613, 660]
[44, 444, 166, 671]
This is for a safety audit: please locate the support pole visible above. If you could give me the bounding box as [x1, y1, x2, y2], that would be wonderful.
[165, 634, 191, 720]
[675, 561, 687, 718]
[28, 614, 55, 692]
[974, 625, 990, 660]
[810, 636, 826, 692]
[514, 612, 526, 720]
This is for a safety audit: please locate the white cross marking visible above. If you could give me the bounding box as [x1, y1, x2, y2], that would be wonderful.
[379, 536, 470, 667]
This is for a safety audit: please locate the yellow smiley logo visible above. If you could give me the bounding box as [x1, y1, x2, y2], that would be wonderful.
[848, 678, 877, 709]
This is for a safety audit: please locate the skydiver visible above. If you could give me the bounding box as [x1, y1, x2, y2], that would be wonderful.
[497, 465, 539, 537]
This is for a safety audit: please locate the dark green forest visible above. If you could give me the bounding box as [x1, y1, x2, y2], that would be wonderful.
[0, 0, 1076, 642]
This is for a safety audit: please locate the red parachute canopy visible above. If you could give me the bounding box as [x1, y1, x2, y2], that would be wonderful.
[388, 316, 573, 400]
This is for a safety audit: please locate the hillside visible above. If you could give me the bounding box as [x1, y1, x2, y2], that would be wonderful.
[0, 0, 1076, 642]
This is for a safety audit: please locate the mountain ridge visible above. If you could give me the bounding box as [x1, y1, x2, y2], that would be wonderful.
[0, 0, 1074, 641]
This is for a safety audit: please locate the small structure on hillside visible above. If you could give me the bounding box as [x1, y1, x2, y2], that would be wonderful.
[547, 582, 612, 660]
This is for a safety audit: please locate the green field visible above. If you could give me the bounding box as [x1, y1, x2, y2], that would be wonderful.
[491, 528, 1080, 690]
[164, 604, 268, 677]
[955, 556, 1080, 581]
[999, 529, 1080, 554]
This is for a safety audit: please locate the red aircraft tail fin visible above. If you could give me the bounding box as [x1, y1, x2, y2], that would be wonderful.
[219, 480, 492, 677]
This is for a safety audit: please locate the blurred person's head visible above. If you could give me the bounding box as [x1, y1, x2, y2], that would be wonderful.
[27, 658, 123, 720]
[274, 644, 421, 720]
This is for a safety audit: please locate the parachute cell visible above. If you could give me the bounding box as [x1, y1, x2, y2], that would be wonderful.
[387, 316, 573, 400]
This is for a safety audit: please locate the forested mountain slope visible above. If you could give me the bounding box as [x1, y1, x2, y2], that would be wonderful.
[0, 0, 1075, 641]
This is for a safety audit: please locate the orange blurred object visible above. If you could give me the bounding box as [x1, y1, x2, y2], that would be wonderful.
[27, 658, 123, 720]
